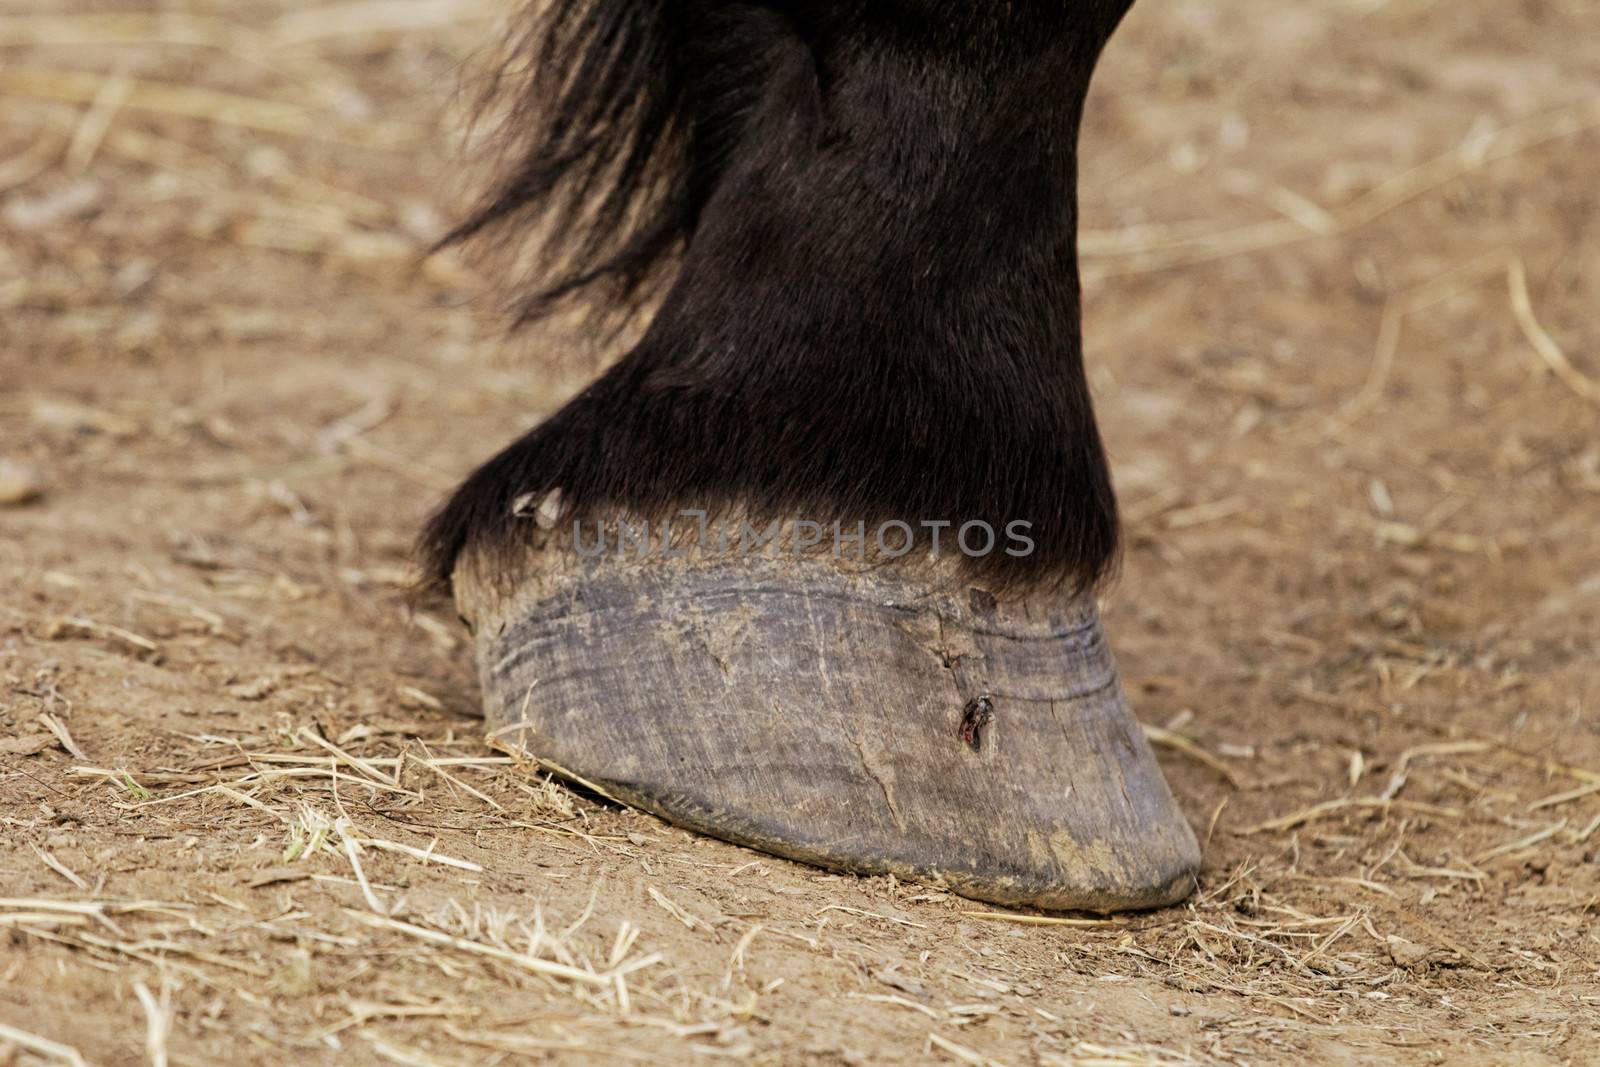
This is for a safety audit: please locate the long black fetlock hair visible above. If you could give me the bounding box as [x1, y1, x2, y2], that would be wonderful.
[423, 0, 1135, 598]
[436, 1, 789, 322]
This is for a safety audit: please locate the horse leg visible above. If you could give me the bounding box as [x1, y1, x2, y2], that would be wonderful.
[427, 0, 1199, 912]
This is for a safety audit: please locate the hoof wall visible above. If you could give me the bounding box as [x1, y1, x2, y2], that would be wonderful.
[458, 555, 1200, 913]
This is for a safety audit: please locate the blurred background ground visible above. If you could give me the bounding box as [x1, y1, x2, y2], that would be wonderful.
[1, 1, 1598, 1064]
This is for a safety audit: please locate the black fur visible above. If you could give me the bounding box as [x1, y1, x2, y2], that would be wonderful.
[424, 0, 1137, 596]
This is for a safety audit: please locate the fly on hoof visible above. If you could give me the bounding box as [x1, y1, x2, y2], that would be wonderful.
[423, 0, 1201, 913]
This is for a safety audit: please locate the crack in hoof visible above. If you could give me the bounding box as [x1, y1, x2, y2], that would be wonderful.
[844, 731, 907, 832]
[960, 695, 995, 751]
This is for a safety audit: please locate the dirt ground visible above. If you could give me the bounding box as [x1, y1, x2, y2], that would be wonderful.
[3, 1, 1599, 1064]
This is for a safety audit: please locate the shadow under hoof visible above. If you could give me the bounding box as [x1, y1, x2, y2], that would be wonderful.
[456, 553, 1200, 914]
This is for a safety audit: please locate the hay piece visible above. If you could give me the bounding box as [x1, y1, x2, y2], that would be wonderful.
[37, 713, 87, 760]
[355, 836, 482, 873]
[1340, 255, 1510, 419]
[345, 911, 659, 988]
[847, 993, 940, 1019]
[958, 911, 1115, 928]
[411, 741, 504, 811]
[300, 727, 400, 787]
[818, 905, 927, 929]
[1239, 796, 1462, 835]
[646, 886, 699, 931]
[65, 69, 132, 171]
[1473, 819, 1567, 864]
[928, 1032, 1010, 1067]
[723, 924, 763, 991]
[1508, 257, 1599, 406]
[29, 843, 88, 890]
[1526, 781, 1600, 812]
[45, 616, 158, 657]
[0, 913, 90, 928]
[361, 1032, 468, 1067]
[0, 1022, 88, 1067]
[1143, 723, 1243, 788]
[133, 980, 175, 1067]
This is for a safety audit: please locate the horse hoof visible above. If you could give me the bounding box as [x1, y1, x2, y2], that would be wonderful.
[454, 552, 1200, 913]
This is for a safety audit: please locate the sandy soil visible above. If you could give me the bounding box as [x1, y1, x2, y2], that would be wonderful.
[3, 1, 1598, 1064]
